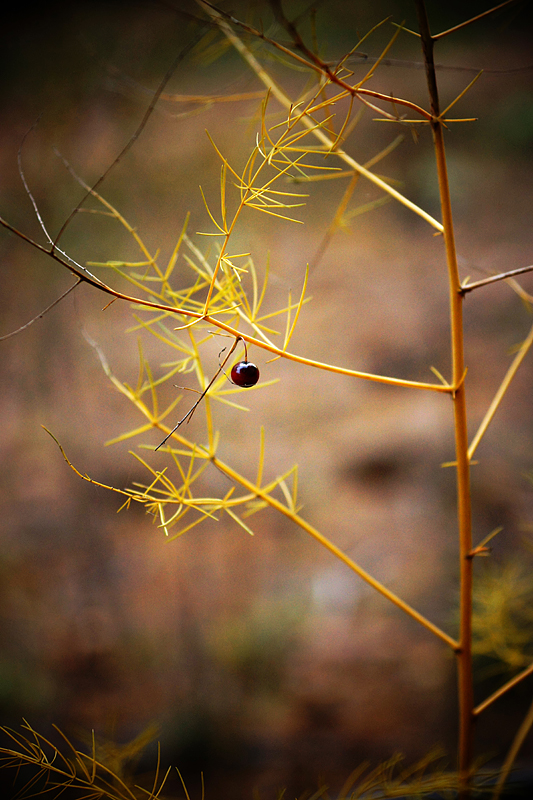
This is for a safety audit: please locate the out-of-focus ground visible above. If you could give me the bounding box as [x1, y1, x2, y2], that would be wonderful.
[1, 1, 532, 797]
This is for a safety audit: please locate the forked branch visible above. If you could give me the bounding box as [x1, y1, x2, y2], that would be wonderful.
[0, 215, 452, 394]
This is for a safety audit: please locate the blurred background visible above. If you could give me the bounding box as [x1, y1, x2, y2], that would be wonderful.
[1, 0, 533, 796]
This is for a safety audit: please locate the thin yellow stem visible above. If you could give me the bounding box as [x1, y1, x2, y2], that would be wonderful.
[211, 455, 458, 650]
[48, 410, 458, 650]
[474, 661, 533, 717]
[433, 0, 516, 40]
[202, 315, 451, 390]
[435, 123, 473, 787]
[440, 71, 483, 118]
[468, 320, 533, 460]
[160, 90, 266, 103]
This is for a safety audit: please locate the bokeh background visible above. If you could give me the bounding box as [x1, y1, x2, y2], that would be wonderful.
[1, 0, 533, 797]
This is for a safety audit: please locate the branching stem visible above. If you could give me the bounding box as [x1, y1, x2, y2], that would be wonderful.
[199, 0, 444, 232]
[415, 1, 473, 794]
[154, 336, 241, 449]
[0, 215, 452, 394]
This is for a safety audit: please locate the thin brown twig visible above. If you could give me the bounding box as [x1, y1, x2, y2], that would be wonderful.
[340, 53, 533, 74]
[461, 264, 533, 293]
[17, 120, 103, 283]
[0, 280, 81, 341]
[51, 31, 204, 254]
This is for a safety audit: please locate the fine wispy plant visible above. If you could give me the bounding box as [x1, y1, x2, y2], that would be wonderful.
[1, 1, 532, 798]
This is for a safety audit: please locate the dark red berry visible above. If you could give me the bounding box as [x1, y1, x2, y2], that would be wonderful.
[231, 361, 260, 387]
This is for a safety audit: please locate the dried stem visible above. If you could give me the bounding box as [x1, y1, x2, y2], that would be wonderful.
[461, 263, 533, 293]
[52, 33, 204, 254]
[0, 279, 81, 341]
[198, 0, 444, 232]
[415, 0, 474, 794]
[468, 320, 533, 460]
[474, 661, 533, 717]
[154, 336, 241, 449]
[492, 694, 533, 800]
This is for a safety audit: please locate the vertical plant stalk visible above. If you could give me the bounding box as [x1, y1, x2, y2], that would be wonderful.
[415, 1, 474, 794]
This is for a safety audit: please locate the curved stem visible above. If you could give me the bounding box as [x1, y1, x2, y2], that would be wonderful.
[0, 215, 452, 394]
[46, 419, 459, 651]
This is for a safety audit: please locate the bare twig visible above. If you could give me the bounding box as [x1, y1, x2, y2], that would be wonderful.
[414, 2, 474, 795]
[154, 336, 241, 450]
[342, 53, 533, 74]
[0, 280, 81, 341]
[17, 120, 103, 283]
[468, 320, 533, 460]
[461, 264, 533, 293]
[51, 32, 204, 254]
